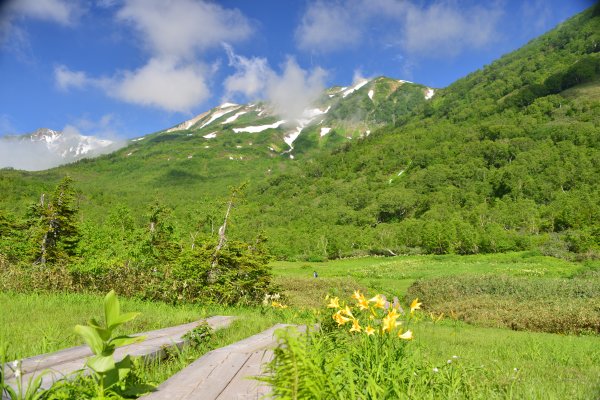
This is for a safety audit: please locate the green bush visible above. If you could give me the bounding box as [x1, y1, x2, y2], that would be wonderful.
[406, 275, 600, 334]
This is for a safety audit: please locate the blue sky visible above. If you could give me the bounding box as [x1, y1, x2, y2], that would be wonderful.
[0, 0, 594, 140]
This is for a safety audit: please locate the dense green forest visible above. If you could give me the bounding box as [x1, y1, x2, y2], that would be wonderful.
[1, 5, 599, 271]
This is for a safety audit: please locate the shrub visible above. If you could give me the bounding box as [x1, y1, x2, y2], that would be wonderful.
[406, 275, 600, 334]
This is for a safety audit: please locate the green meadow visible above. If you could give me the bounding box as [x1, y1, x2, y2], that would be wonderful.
[2, 253, 599, 398]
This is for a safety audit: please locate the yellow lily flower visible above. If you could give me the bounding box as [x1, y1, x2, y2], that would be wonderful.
[342, 305, 354, 319]
[398, 329, 413, 340]
[365, 325, 375, 336]
[410, 298, 422, 313]
[352, 291, 369, 310]
[357, 297, 370, 310]
[382, 309, 400, 333]
[369, 294, 386, 309]
[327, 297, 341, 309]
[271, 301, 288, 309]
[333, 310, 351, 325]
[349, 318, 362, 333]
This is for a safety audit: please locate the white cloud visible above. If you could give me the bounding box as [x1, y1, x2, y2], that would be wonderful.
[402, 2, 503, 57]
[296, 0, 503, 59]
[223, 43, 270, 99]
[55, 64, 88, 90]
[54, 0, 253, 113]
[6, 0, 80, 26]
[117, 0, 252, 60]
[1, 0, 81, 59]
[223, 47, 327, 121]
[296, 0, 362, 52]
[55, 59, 211, 113]
[112, 58, 210, 112]
[266, 58, 327, 121]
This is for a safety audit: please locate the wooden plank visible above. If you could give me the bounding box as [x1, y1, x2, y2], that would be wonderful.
[2, 316, 236, 395]
[142, 324, 300, 400]
[215, 349, 274, 399]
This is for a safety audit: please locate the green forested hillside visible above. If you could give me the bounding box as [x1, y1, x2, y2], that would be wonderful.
[1, 6, 599, 264]
[233, 5, 600, 259]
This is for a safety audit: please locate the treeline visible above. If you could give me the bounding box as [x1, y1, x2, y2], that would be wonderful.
[0, 178, 274, 305]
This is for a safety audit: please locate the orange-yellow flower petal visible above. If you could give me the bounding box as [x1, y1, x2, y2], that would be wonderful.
[365, 325, 375, 336]
[333, 310, 351, 325]
[327, 297, 340, 309]
[349, 318, 362, 333]
[410, 298, 422, 313]
[369, 294, 386, 309]
[342, 305, 354, 319]
[398, 330, 413, 340]
[351, 290, 362, 301]
[382, 309, 400, 333]
[357, 297, 370, 311]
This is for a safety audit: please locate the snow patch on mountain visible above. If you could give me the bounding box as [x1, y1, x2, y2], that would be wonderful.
[222, 111, 247, 124]
[342, 79, 369, 98]
[1, 128, 121, 171]
[166, 111, 210, 132]
[320, 127, 331, 136]
[425, 88, 435, 100]
[368, 89, 374, 101]
[199, 106, 240, 129]
[203, 132, 217, 139]
[219, 102, 239, 109]
[233, 120, 286, 133]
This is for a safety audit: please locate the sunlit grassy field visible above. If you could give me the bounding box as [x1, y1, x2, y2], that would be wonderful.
[2, 252, 599, 398]
[271, 251, 594, 306]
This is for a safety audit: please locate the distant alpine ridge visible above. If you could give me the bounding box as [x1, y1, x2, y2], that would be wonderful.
[28, 128, 115, 158]
[0, 128, 118, 171]
[1, 76, 433, 170]
[153, 76, 434, 159]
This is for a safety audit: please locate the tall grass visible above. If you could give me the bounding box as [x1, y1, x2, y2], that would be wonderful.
[407, 274, 600, 334]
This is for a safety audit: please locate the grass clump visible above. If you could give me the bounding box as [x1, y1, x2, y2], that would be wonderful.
[406, 274, 600, 334]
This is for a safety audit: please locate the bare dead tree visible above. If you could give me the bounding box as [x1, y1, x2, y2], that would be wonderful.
[208, 185, 245, 283]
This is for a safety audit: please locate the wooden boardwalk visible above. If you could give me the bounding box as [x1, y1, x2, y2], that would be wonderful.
[142, 324, 299, 400]
[2, 316, 235, 396]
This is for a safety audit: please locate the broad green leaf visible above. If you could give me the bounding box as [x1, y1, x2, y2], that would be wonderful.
[122, 382, 156, 397]
[74, 325, 105, 355]
[110, 334, 146, 348]
[102, 368, 120, 390]
[104, 290, 119, 329]
[108, 311, 141, 331]
[116, 355, 132, 381]
[87, 318, 111, 341]
[87, 354, 115, 374]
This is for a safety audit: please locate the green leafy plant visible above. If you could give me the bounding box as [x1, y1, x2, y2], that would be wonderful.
[181, 322, 213, 349]
[261, 291, 488, 399]
[1, 348, 49, 400]
[74, 290, 153, 398]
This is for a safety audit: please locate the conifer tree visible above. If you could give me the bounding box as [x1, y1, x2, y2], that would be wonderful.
[29, 177, 80, 265]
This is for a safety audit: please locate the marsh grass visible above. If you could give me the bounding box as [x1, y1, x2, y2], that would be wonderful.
[271, 252, 590, 298]
[407, 274, 600, 334]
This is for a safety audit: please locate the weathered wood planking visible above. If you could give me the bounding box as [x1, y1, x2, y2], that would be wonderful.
[142, 324, 302, 400]
[2, 315, 235, 395]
